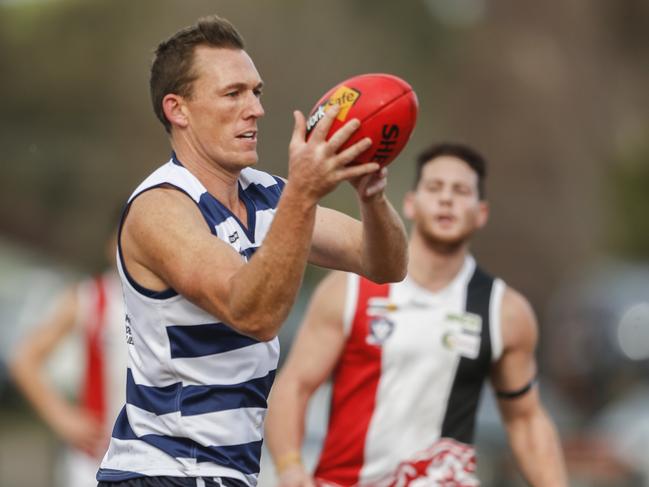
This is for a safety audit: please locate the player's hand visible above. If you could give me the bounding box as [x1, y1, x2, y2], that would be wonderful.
[287, 105, 380, 203]
[52, 406, 107, 457]
[351, 165, 388, 203]
[277, 463, 316, 487]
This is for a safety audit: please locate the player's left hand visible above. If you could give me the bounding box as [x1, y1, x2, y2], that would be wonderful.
[351, 165, 388, 203]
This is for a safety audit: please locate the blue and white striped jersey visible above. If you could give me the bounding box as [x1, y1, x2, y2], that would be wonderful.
[97, 155, 284, 485]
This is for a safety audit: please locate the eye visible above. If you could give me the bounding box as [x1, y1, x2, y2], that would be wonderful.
[253, 87, 263, 98]
[225, 90, 239, 98]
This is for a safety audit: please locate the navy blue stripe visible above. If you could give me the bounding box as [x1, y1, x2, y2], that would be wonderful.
[182, 369, 275, 415]
[126, 369, 182, 415]
[167, 322, 259, 358]
[241, 182, 282, 212]
[96, 468, 144, 482]
[126, 369, 276, 416]
[110, 410, 262, 475]
[239, 246, 258, 261]
[197, 182, 281, 228]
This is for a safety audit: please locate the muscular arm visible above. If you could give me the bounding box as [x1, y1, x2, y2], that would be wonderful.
[265, 271, 348, 486]
[310, 170, 408, 284]
[9, 286, 106, 456]
[492, 288, 567, 487]
[124, 107, 378, 342]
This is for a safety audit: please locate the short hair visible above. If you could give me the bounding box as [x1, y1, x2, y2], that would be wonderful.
[150, 15, 245, 133]
[414, 142, 487, 199]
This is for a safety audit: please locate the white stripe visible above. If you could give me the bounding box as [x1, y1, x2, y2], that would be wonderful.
[489, 279, 506, 361]
[101, 438, 257, 484]
[342, 273, 360, 337]
[126, 403, 265, 447]
[128, 339, 278, 387]
[172, 340, 279, 386]
[254, 209, 277, 243]
[101, 435, 193, 475]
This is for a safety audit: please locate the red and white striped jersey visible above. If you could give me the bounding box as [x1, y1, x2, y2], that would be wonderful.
[314, 256, 505, 486]
[75, 271, 126, 434]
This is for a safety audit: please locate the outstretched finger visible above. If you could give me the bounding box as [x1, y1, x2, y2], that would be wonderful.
[327, 118, 363, 153]
[336, 161, 380, 183]
[333, 136, 372, 167]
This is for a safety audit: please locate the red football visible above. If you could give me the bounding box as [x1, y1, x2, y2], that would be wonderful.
[305, 73, 418, 167]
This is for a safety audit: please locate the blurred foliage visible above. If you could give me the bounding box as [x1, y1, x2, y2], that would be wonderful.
[608, 141, 649, 259]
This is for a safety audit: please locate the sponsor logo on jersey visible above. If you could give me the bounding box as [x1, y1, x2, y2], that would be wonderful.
[306, 86, 361, 133]
[441, 312, 482, 359]
[366, 315, 395, 346]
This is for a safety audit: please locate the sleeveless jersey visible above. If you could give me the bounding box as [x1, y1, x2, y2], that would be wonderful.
[314, 256, 505, 486]
[97, 155, 284, 485]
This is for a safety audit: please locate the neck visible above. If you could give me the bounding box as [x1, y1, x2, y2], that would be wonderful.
[407, 230, 470, 292]
[172, 142, 242, 211]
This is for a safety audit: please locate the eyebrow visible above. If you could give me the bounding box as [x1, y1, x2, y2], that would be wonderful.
[222, 81, 264, 91]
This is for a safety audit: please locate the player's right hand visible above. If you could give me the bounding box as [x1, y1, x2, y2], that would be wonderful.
[278, 463, 317, 487]
[287, 104, 379, 202]
[52, 406, 107, 457]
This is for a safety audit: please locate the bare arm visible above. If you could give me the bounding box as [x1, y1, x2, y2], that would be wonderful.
[310, 168, 408, 284]
[266, 271, 349, 486]
[124, 107, 378, 342]
[9, 286, 106, 456]
[492, 287, 568, 487]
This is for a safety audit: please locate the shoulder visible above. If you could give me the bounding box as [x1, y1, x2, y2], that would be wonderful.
[130, 160, 205, 204]
[500, 285, 538, 352]
[305, 271, 352, 327]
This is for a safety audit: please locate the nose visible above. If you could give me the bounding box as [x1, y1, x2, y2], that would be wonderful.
[244, 93, 265, 119]
[438, 187, 453, 206]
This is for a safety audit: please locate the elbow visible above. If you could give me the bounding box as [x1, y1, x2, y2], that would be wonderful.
[228, 311, 281, 343]
[367, 258, 408, 284]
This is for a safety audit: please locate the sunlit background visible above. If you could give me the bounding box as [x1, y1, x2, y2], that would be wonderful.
[1, 0, 649, 486]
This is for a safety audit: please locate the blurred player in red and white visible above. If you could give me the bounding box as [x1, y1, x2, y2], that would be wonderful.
[9, 230, 126, 487]
[266, 143, 567, 486]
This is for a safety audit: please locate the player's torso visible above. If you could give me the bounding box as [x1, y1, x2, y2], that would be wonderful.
[316, 256, 504, 486]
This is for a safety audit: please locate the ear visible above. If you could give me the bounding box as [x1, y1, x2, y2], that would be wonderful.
[476, 200, 489, 229]
[162, 94, 189, 129]
[402, 191, 416, 221]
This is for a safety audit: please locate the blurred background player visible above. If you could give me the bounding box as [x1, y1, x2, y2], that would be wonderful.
[266, 143, 568, 486]
[9, 230, 125, 487]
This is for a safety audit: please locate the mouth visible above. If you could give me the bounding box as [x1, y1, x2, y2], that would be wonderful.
[435, 214, 456, 224]
[236, 130, 257, 141]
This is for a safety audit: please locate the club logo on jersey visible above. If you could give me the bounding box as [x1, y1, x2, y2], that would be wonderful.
[306, 86, 361, 134]
[441, 312, 482, 359]
[228, 231, 239, 244]
[366, 315, 395, 346]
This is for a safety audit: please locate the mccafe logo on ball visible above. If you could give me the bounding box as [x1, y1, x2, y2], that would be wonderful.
[306, 86, 361, 134]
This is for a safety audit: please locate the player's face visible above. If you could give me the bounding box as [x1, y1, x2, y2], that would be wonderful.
[404, 156, 488, 247]
[181, 46, 264, 170]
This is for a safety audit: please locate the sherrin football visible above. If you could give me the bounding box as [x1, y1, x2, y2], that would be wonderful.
[305, 73, 418, 167]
